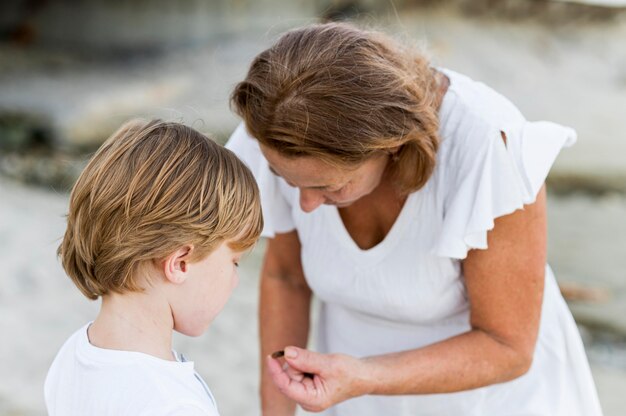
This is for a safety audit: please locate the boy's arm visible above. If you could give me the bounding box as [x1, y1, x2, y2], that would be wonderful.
[260, 230, 312, 416]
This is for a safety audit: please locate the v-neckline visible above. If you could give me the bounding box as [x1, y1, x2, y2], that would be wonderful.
[326, 191, 419, 260]
[323, 70, 454, 260]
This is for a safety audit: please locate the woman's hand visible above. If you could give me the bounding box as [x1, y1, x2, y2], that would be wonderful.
[266, 346, 370, 412]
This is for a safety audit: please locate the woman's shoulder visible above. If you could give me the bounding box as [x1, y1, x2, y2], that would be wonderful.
[427, 70, 576, 259]
[439, 68, 526, 137]
[434, 68, 575, 178]
[433, 69, 529, 181]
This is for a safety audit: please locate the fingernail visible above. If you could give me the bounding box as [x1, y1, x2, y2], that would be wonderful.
[271, 350, 285, 359]
[285, 347, 298, 359]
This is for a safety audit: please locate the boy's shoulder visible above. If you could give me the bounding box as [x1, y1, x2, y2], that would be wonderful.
[45, 324, 219, 416]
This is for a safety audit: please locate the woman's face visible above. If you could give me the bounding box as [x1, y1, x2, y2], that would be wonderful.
[260, 145, 390, 213]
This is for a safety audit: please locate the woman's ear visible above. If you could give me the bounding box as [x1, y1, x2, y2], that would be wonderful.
[163, 245, 194, 285]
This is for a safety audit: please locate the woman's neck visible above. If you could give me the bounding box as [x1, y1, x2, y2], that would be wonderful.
[88, 288, 175, 361]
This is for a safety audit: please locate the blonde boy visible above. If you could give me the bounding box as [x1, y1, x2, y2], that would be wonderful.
[45, 120, 263, 415]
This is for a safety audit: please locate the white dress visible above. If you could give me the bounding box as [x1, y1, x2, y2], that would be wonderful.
[226, 68, 603, 416]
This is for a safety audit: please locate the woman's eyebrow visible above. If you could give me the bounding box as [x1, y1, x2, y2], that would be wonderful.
[268, 165, 340, 190]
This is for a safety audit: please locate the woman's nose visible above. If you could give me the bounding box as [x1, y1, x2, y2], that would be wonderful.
[299, 188, 325, 213]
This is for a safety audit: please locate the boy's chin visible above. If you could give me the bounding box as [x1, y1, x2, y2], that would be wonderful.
[174, 320, 213, 338]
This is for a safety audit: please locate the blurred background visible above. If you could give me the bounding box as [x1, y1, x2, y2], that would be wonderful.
[1, 0, 625, 414]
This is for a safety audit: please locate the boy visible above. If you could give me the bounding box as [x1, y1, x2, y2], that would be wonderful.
[45, 119, 263, 415]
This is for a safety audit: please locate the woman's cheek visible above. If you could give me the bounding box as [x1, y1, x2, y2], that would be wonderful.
[335, 184, 350, 197]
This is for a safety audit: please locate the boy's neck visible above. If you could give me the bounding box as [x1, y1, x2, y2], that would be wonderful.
[88, 288, 176, 361]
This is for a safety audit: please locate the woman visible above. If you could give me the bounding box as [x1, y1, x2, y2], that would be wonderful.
[226, 22, 602, 415]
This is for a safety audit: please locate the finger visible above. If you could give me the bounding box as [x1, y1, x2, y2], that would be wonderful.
[267, 355, 321, 404]
[267, 356, 314, 395]
[284, 363, 307, 382]
[301, 375, 316, 392]
[266, 355, 292, 390]
[283, 346, 328, 376]
[271, 352, 310, 382]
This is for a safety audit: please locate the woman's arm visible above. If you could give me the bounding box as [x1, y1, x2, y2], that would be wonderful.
[267, 186, 547, 411]
[260, 230, 312, 416]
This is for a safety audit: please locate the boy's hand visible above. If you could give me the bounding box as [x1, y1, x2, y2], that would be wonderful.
[266, 347, 370, 412]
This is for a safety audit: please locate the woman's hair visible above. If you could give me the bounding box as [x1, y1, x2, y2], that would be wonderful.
[231, 22, 441, 194]
[59, 119, 263, 300]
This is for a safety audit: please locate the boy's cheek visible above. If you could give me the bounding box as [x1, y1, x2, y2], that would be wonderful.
[232, 273, 240, 289]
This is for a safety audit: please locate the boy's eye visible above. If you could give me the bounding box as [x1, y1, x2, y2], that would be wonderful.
[234, 262, 240, 268]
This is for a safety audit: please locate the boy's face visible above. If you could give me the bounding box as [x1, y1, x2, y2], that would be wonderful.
[170, 241, 243, 337]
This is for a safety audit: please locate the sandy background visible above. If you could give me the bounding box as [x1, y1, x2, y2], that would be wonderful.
[2, 177, 626, 415]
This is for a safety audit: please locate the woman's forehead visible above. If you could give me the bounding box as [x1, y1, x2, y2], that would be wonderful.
[260, 145, 351, 187]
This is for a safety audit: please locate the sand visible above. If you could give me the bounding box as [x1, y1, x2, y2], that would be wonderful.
[1, 175, 625, 415]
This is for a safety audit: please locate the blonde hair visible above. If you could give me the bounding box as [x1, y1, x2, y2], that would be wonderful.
[231, 22, 441, 194]
[59, 119, 263, 300]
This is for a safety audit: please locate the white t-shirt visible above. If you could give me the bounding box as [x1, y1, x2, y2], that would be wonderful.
[45, 323, 219, 416]
[226, 68, 603, 415]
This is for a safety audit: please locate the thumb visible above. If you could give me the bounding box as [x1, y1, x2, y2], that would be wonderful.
[283, 346, 327, 375]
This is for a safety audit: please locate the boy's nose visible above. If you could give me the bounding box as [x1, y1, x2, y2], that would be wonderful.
[299, 188, 325, 213]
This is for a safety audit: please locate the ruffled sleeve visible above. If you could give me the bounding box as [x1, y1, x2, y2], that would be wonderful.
[225, 123, 295, 238]
[432, 120, 576, 259]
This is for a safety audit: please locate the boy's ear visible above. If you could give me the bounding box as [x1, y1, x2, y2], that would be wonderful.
[163, 245, 194, 285]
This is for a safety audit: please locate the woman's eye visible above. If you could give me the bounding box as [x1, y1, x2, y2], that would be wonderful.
[234, 262, 239, 268]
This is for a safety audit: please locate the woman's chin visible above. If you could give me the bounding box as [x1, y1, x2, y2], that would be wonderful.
[329, 197, 364, 208]
[325, 200, 352, 208]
